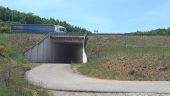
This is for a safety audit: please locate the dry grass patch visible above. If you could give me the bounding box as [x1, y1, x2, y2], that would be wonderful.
[73, 35, 170, 81]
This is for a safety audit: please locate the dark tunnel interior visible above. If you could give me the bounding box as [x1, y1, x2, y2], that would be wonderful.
[54, 43, 83, 63]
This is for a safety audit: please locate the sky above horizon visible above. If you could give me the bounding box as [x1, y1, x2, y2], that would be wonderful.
[1, 0, 170, 33]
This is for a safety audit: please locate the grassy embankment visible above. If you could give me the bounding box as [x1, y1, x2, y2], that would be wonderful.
[73, 35, 170, 81]
[0, 33, 49, 96]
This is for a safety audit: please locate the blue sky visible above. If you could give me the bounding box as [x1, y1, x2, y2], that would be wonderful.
[1, 0, 170, 33]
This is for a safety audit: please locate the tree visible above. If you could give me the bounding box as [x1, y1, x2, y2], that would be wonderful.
[0, 6, 91, 33]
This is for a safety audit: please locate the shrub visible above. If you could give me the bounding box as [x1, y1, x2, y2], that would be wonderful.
[0, 42, 6, 57]
[0, 63, 12, 86]
[0, 27, 10, 33]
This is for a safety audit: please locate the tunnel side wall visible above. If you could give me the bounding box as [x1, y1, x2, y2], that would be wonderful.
[24, 36, 57, 63]
[83, 47, 87, 63]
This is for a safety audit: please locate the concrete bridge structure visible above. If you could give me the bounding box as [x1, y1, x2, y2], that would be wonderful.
[24, 32, 88, 63]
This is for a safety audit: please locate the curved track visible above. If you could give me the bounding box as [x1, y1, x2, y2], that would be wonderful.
[26, 64, 170, 93]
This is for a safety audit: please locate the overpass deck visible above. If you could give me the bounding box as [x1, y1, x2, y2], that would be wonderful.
[50, 32, 87, 43]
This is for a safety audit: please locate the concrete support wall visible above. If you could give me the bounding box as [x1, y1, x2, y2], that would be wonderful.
[24, 35, 87, 63]
[83, 47, 87, 63]
[25, 36, 57, 63]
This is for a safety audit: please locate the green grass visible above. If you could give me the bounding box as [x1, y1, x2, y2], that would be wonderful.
[0, 86, 31, 96]
[0, 33, 49, 96]
[73, 35, 170, 81]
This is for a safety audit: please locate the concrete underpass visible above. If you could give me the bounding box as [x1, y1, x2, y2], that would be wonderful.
[24, 32, 87, 63]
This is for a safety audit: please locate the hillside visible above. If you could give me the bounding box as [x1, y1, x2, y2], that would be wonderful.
[73, 35, 170, 81]
[0, 33, 49, 96]
[0, 6, 91, 33]
[128, 27, 170, 35]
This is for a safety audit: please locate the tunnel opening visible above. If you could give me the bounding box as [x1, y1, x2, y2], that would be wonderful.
[54, 43, 83, 63]
[24, 34, 87, 64]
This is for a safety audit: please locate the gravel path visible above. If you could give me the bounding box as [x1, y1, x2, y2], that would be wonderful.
[49, 91, 170, 96]
[26, 64, 170, 93]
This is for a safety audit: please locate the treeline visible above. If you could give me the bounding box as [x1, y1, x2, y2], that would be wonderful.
[0, 6, 91, 33]
[128, 27, 170, 35]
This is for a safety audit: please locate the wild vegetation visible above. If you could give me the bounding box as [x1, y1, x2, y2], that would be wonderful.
[128, 28, 170, 35]
[0, 6, 91, 33]
[73, 35, 170, 80]
[0, 33, 49, 96]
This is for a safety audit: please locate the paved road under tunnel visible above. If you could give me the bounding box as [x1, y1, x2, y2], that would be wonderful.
[26, 64, 170, 93]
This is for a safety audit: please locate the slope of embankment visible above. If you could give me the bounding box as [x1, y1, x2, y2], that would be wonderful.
[0, 33, 49, 96]
[73, 35, 170, 81]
